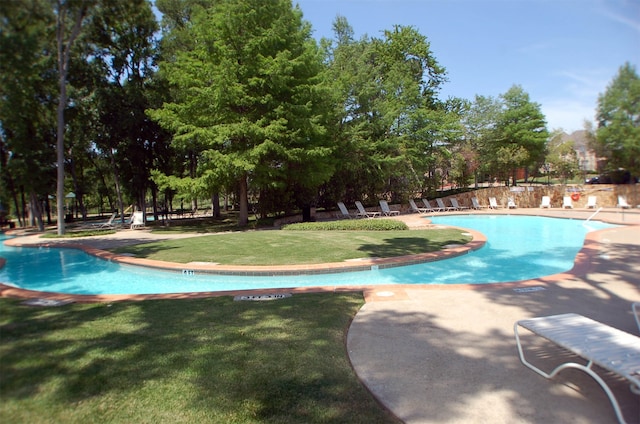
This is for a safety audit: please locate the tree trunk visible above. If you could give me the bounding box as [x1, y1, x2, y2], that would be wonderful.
[29, 192, 44, 232]
[238, 174, 249, 227]
[55, 1, 87, 235]
[212, 193, 220, 218]
[109, 149, 125, 224]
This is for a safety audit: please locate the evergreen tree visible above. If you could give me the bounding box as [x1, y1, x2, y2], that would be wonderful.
[150, 0, 333, 226]
[596, 62, 640, 176]
[493, 85, 548, 185]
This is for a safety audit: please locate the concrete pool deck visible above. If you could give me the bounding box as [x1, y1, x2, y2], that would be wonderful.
[2, 208, 640, 423]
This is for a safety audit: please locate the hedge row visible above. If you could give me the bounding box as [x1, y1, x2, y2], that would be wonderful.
[282, 219, 409, 231]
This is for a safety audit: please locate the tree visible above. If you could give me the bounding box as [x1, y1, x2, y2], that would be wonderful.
[150, 0, 333, 226]
[493, 85, 548, 185]
[546, 130, 579, 183]
[596, 62, 640, 176]
[321, 18, 447, 203]
[54, 0, 92, 235]
[462, 95, 501, 186]
[0, 0, 58, 230]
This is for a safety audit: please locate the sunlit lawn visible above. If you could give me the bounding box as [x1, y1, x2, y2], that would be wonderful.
[0, 293, 400, 423]
[113, 229, 471, 265]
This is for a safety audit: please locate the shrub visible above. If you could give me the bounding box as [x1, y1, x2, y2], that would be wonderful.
[282, 219, 408, 231]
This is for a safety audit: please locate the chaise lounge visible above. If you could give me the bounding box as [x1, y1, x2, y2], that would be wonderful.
[514, 313, 640, 424]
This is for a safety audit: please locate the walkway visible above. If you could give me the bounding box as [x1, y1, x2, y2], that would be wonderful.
[350, 210, 640, 423]
[2, 208, 640, 423]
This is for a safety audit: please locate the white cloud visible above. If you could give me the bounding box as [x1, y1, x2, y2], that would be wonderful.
[538, 68, 615, 132]
[541, 99, 596, 133]
[598, 0, 640, 33]
[554, 69, 610, 99]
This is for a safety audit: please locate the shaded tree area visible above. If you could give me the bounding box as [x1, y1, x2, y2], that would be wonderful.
[2, 0, 583, 230]
[150, 0, 334, 226]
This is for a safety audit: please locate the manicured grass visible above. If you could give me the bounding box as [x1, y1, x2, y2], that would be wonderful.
[0, 294, 400, 424]
[113, 229, 471, 265]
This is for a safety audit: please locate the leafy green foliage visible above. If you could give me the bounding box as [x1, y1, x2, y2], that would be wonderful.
[596, 62, 640, 176]
[282, 219, 409, 231]
[491, 85, 549, 184]
[546, 130, 579, 183]
[320, 20, 448, 204]
[149, 0, 334, 225]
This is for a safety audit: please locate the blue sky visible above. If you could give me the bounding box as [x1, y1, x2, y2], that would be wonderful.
[295, 0, 639, 133]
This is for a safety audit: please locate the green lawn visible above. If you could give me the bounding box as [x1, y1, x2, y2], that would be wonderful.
[0, 294, 400, 424]
[113, 229, 471, 265]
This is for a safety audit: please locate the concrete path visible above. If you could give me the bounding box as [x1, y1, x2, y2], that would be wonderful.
[348, 211, 640, 424]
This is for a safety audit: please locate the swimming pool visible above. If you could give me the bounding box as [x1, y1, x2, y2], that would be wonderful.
[0, 216, 616, 295]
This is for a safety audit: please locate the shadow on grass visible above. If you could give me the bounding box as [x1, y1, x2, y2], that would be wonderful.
[357, 236, 468, 258]
[0, 293, 400, 423]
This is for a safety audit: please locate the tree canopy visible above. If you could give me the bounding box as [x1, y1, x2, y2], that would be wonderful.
[149, 0, 333, 226]
[595, 62, 640, 176]
[4, 0, 600, 230]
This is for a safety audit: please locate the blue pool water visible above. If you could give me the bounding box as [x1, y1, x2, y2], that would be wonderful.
[0, 216, 616, 295]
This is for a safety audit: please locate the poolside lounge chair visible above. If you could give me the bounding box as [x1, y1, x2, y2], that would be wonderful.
[507, 197, 517, 209]
[488, 197, 500, 209]
[436, 198, 456, 211]
[617, 195, 631, 209]
[422, 199, 443, 212]
[337, 202, 357, 219]
[586, 196, 597, 209]
[540, 196, 551, 208]
[130, 211, 145, 229]
[355, 201, 380, 218]
[633, 303, 640, 333]
[93, 211, 117, 229]
[515, 313, 640, 424]
[379, 200, 400, 216]
[450, 198, 469, 211]
[562, 196, 573, 209]
[471, 197, 486, 210]
[408, 199, 428, 214]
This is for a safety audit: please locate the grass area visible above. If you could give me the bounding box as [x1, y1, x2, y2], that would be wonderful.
[149, 216, 255, 233]
[41, 228, 117, 238]
[113, 228, 471, 265]
[0, 294, 399, 424]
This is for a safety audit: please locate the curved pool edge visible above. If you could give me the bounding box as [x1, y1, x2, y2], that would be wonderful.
[2, 224, 636, 304]
[2, 228, 486, 276]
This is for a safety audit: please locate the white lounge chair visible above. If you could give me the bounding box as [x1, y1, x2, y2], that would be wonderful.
[488, 197, 500, 209]
[617, 195, 631, 209]
[94, 211, 117, 229]
[355, 201, 380, 218]
[515, 313, 640, 424]
[436, 198, 456, 211]
[130, 211, 145, 229]
[586, 196, 597, 209]
[408, 199, 428, 214]
[450, 198, 469, 210]
[337, 202, 357, 219]
[471, 197, 486, 209]
[507, 197, 517, 209]
[540, 196, 551, 208]
[422, 199, 443, 212]
[379, 200, 400, 216]
[562, 196, 573, 209]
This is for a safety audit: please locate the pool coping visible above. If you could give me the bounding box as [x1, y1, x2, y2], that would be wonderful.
[0, 216, 636, 303]
[0, 227, 485, 275]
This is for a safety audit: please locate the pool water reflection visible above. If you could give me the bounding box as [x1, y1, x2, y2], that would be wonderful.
[0, 216, 617, 295]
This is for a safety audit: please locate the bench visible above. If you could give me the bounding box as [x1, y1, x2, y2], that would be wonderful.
[514, 313, 640, 424]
